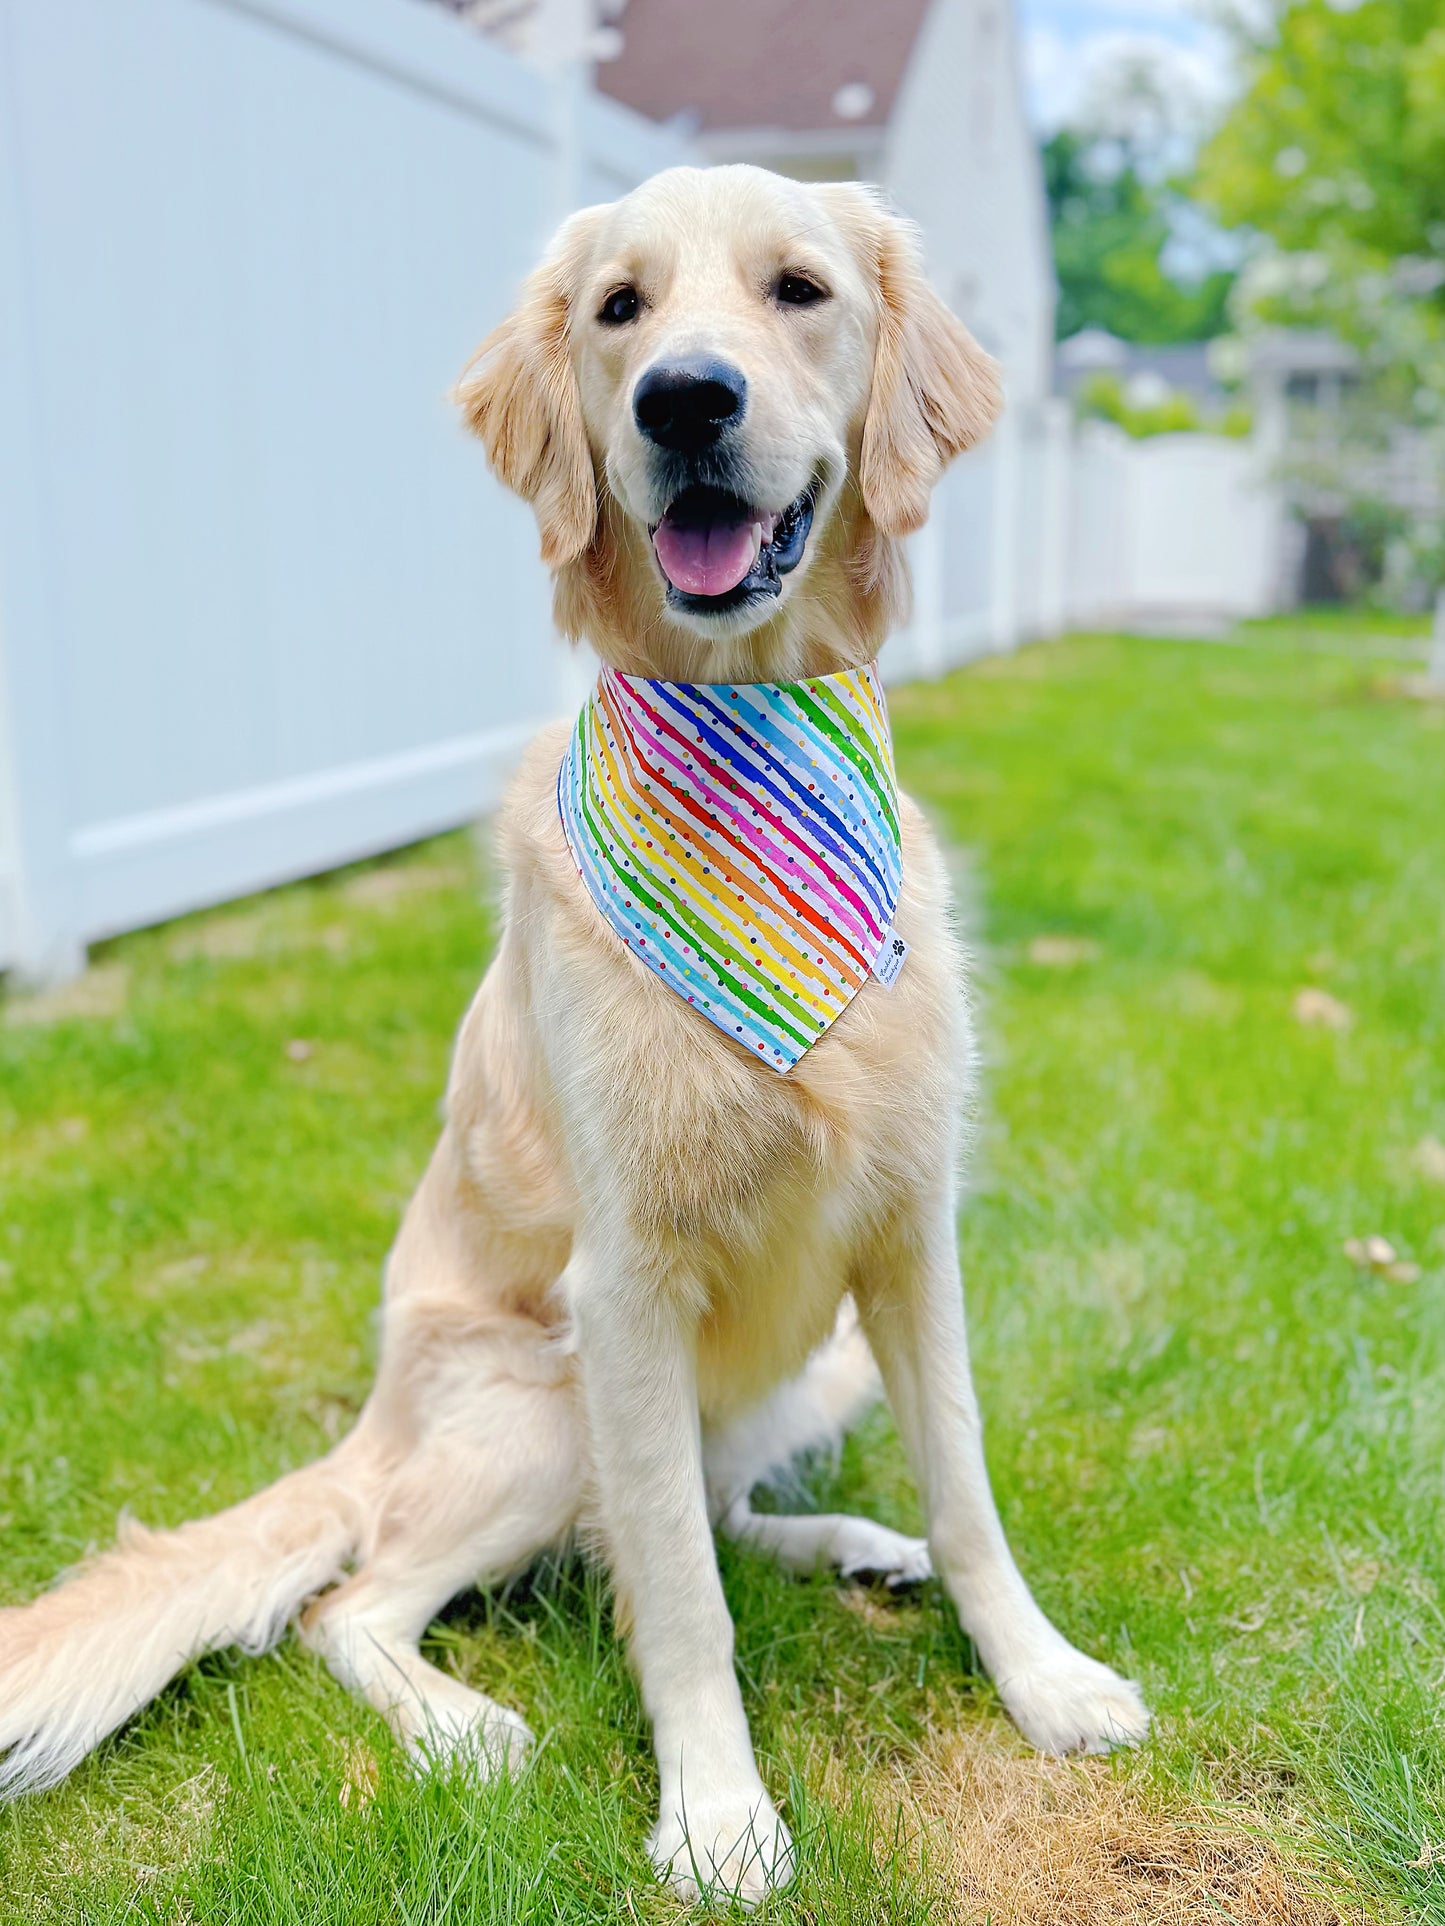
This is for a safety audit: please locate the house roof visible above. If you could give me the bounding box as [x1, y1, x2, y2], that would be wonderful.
[1056, 332, 1225, 405]
[1242, 329, 1358, 376]
[598, 0, 934, 135]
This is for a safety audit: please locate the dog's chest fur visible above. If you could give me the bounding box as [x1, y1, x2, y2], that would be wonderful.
[474, 724, 972, 1422]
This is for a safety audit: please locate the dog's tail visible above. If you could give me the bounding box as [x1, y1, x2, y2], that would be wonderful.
[0, 1448, 369, 1798]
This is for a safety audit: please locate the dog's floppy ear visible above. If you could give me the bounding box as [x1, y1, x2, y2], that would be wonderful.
[849, 199, 1002, 538]
[454, 210, 601, 569]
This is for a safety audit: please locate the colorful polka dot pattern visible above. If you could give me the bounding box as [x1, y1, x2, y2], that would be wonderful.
[558, 663, 902, 1073]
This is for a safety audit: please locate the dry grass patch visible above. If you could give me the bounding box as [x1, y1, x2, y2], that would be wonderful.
[869, 1728, 1363, 1926]
[340, 861, 470, 907]
[4, 964, 129, 1026]
[1026, 935, 1101, 968]
[1292, 987, 1353, 1031]
[4, 1762, 224, 1899]
[169, 911, 354, 962]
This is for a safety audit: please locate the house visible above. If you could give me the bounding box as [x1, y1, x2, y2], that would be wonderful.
[1244, 328, 1361, 463]
[1244, 330, 1443, 605]
[1055, 329, 1226, 413]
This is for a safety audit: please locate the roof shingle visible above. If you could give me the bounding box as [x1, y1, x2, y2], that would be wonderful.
[598, 0, 934, 134]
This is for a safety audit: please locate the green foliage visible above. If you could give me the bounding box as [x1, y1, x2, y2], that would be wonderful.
[1196, 0, 1445, 599]
[1045, 128, 1237, 344]
[1077, 372, 1202, 437]
[1198, 0, 1445, 287]
[3, 627, 1445, 1919]
[1075, 374, 1253, 440]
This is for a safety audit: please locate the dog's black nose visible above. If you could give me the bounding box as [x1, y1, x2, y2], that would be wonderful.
[633, 358, 747, 454]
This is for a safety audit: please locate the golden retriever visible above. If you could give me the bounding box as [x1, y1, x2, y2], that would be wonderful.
[0, 164, 1147, 1906]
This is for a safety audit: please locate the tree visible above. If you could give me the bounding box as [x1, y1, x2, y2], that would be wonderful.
[1045, 128, 1236, 344]
[1198, 0, 1445, 291]
[1196, 0, 1445, 378]
[1196, 0, 1445, 602]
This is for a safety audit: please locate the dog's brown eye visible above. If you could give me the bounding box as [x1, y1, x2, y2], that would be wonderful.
[775, 273, 826, 307]
[599, 285, 640, 326]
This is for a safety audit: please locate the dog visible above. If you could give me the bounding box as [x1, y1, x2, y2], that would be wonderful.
[0, 164, 1148, 1906]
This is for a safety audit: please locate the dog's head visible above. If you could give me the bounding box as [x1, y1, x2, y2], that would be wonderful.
[457, 165, 1000, 675]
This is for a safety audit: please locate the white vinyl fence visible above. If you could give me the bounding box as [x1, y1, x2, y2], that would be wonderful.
[1063, 424, 1282, 630]
[887, 409, 1283, 684]
[0, 0, 687, 980]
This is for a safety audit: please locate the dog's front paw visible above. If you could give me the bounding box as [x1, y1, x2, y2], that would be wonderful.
[998, 1646, 1150, 1755]
[649, 1782, 795, 1908]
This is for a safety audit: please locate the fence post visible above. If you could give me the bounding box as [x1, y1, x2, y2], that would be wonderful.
[1036, 398, 1071, 640]
[911, 511, 946, 677]
[988, 406, 1022, 652]
[0, 52, 84, 985]
[523, 0, 605, 717]
[1430, 586, 1445, 687]
[0, 615, 85, 986]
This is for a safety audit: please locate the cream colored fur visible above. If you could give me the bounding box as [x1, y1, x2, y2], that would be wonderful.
[0, 166, 1147, 1907]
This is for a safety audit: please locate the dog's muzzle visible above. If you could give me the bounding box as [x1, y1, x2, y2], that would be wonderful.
[631, 357, 817, 617]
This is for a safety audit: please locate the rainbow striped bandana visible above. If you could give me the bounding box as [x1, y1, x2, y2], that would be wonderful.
[557, 663, 907, 1074]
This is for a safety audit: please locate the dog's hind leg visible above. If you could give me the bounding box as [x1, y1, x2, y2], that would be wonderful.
[298, 1110, 583, 1776]
[704, 1300, 932, 1589]
[299, 1125, 584, 1778]
[717, 1499, 933, 1589]
[300, 1348, 582, 1776]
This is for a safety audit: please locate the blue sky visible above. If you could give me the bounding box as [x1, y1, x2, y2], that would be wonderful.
[1016, 0, 1240, 134]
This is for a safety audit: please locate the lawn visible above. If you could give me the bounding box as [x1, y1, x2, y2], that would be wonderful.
[1, 623, 1443, 1923]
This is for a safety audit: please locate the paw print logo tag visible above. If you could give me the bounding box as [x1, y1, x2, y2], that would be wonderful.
[871, 928, 909, 989]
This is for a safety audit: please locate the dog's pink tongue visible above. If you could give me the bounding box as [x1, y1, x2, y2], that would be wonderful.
[654, 515, 755, 596]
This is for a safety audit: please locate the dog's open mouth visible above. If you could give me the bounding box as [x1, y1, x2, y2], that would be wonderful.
[650, 484, 815, 614]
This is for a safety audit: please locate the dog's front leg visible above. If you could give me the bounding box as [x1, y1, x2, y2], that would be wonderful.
[858, 1188, 1151, 1756]
[565, 1228, 793, 1907]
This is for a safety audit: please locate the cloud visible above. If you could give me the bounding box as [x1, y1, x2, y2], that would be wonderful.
[1021, 8, 1239, 139]
[1024, 0, 1232, 31]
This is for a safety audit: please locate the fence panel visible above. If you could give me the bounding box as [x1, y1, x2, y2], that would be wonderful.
[1120, 434, 1281, 619]
[1063, 421, 1131, 629]
[0, 0, 689, 977]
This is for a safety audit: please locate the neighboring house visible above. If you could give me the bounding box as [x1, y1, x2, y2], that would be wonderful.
[1244, 329, 1361, 463]
[598, 0, 1063, 659]
[1245, 330, 1443, 605]
[599, 0, 1056, 406]
[1056, 325, 1441, 607]
[1055, 329, 1226, 412]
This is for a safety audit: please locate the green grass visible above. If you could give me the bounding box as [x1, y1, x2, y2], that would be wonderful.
[2, 623, 1443, 1921]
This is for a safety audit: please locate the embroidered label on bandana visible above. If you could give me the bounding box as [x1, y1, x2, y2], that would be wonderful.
[558, 664, 904, 1074]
